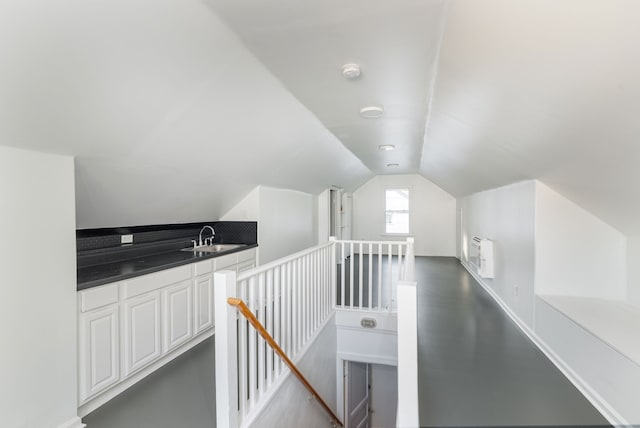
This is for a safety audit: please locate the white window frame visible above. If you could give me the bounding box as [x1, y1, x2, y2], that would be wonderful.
[383, 186, 411, 236]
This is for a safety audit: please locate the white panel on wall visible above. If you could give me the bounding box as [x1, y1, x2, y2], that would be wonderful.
[221, 187, 260, 221]
[257, 186, 316, 264]
[352, 174, 456, 257]
[535, 182, 627, 300]
[0, 145, 79, 427]
[459, 180, 536, 327]
[223, 185, 316, 265]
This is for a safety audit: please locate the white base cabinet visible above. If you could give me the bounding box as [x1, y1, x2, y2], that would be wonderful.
[194, 275, 214, 334]
[77, 247, 256, 412]
[78, 305, 119, 402]
[163, 280, 193, 352]
[123, 291, 162, 376]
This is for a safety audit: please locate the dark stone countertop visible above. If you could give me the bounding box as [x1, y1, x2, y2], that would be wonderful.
[77, 243, 258, 291]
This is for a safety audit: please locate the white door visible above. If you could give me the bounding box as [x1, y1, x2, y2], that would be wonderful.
[123, 291, 162, 376]
[78, 305, 119, 402]
[163, 280, 193, 352]
[344, 361, 370, 428]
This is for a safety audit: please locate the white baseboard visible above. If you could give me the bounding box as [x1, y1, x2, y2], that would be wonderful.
[57, 416, 86, 428]
[460, 260, 630, 428]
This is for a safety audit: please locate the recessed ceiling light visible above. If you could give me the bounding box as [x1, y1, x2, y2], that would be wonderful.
[342, 63, 361, 80]
[378, 144, 395, 151]
[360, 105, 384, 119]
[387, 163, 399, 168]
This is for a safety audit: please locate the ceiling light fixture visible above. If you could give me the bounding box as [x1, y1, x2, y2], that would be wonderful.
[387, 163, 399, 168]
[342, 63, 361, 80]
[378, 144, 395, 151]
[360, 105, 384, 119]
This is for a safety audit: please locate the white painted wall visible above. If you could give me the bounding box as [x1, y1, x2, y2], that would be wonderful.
[222, 186, 316, 264]
[248, 315, 337, 428]
[370, 364, 398, 428]
[0, 146, 80, 428]
[316, 189, 330, 244]
[535, 182, 627, 300]
[352, 175, 456, 257]
[627, 237, 640, 307]
[459, 180, 536, 327]
[460, 179, 637, 425]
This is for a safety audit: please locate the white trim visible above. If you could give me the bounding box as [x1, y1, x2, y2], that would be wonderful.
[460, 260, 630, 428]
[336, 352, 398, 367]
[57, 416, 86, 428]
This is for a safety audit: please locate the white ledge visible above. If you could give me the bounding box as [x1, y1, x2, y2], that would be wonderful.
[539, 294, 640, 367]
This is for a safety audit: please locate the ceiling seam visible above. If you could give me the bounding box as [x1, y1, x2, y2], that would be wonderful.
[417, 0, 450, 171]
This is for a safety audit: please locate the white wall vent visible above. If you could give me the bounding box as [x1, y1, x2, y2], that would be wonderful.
[470, 236, 495, 279]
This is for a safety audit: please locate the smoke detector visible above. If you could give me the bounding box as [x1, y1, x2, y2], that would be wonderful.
[360, 105, 384, 119]
[342, 63, 362, 80]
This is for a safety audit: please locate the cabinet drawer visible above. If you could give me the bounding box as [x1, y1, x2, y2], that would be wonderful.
[237, 248, 256, 263]
[215, 253, 237, 271]
[80, 283, 119, 312]
[192, 259, 213, 277]
[122, 265, 191, 299]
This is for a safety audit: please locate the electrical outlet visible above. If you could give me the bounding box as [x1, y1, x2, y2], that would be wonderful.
[513, 284, 519, 297]
[121, 234, 133, 244]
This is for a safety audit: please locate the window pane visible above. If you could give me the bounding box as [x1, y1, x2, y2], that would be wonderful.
[385, 189, 409, 211]
[386, 211, 409, 234]
[385, 188, 410, 234]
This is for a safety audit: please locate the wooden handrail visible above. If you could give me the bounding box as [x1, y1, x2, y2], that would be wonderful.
[227, 298, 344, 428]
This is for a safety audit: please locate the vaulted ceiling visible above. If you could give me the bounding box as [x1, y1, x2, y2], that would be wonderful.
[2, 0, 640, 233]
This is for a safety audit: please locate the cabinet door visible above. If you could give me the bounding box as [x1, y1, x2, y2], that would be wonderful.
[123, 291, 162, 376]
[194, 274, 214, 334]
[163, 280, 193, 352]
[79, 305, 119, 402]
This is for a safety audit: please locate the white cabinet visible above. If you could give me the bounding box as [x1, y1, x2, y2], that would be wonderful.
[163, 280, 193, 352]
[77, 247, 256, 410]
[194, 275, 214, 334]
[122, 291, 162, 376]
[79, 304, 119, 402]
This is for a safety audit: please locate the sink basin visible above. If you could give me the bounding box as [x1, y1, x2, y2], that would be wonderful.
[181, 243, 247, 253]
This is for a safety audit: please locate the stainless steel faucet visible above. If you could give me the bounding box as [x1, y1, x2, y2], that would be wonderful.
[199, 225, 215, 246]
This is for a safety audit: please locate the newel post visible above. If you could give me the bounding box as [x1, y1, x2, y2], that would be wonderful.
[404, 237, 415, 282]
[214, 270, 239, 428]
[329, 237, 337, 309]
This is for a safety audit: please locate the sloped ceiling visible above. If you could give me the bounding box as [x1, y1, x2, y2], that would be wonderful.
[2, 0, 640, 234]
[0, 0, 372, 228]
[422, 0, 640, 234]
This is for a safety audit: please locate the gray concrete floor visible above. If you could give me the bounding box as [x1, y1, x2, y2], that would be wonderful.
[83, 257, 611, 428]
[83, 337, 216, 428]
[416, 257, 610, 427]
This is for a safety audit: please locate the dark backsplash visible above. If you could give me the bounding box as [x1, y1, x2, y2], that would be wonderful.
[77, 221, 257, 268]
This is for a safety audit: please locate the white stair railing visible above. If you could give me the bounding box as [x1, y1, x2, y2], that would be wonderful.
[215, 237, 416, 428]
[215, 242, 335, 428]
[333, 237, 413, 313]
